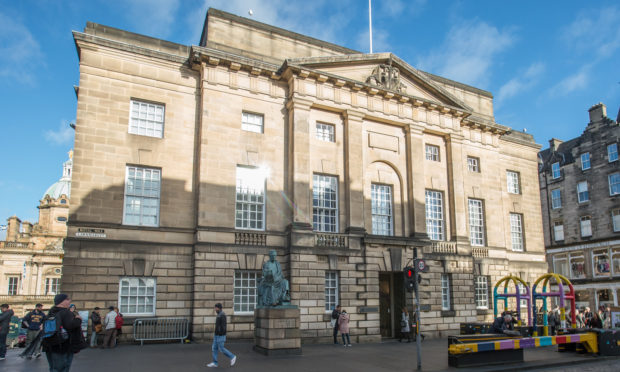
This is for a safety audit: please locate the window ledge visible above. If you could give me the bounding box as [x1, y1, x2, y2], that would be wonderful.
[441, 310, 456, 317]
[476, 309, 490, 315]
[231, 314, 254, 323]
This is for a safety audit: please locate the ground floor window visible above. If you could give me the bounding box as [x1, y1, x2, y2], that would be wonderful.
[441, 274, 451, 311]
[234, 271, 259, 314]
[325, 271, 339, 311]
[569, 253, 586, 279]
[119, 277, 156, 316]
[45, 277, 60, 295]
[474, 276, 489, 309]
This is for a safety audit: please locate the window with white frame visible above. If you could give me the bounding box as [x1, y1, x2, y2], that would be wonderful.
[577, 181, 589, 203]
[123, 166, 161, 226]
[468, 199, 485, 246]
[129, 100, 165, 138]
[613, 209, 620, 232]
[581, 153, 591, 170]
[551, 162, 561, 179]
[608, 143, 618, 162]
[609, 173, 620, 196]
[371, 184, 393, 236]
[553, 255, 568, 277]
[235, 166, 266, 230]
[510, 213, 524, 251]
[441, 274, 451, 311]
[316, 122, 335, 142]
[580, 216, 592, 237]
[551, 189, 562, 209]
[425, 145, 439, 162]
[234, 271, 259, 313]
[241, 111, 264, 133]
[553, 221, 564, 241]
[119, 277, 156, 316]
[569, 253, 586, 279]
[467, 156, 480, 172]
[313, 174, 338, 232]
[612, 248, 620, 277]
[45, 278, 60, 295]
[7, 276, 18, 295]
[506, 171, 520, 194]
[425, 190, 444, 241]
[474, 276, 488, 309]
[325, 271, 339, 311]
[518, 284, 528, 309]
[593, 249, 611, 277]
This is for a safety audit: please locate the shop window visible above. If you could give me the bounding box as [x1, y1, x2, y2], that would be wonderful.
[569, 253, 586, 279]
[553, 255, 568, 277]
[612, 248, 620, 277]
[593, 249, 611, 277]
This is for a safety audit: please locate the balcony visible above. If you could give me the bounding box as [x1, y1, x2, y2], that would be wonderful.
[472, 247, 489, 258]
[431, 241, 457, 255]
[234, 232, 267, 246]
[0, 241, 32, 250]
[315, 233, 348, 248]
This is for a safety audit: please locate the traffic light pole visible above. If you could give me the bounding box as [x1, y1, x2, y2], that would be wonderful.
[414, 249, 422, 371]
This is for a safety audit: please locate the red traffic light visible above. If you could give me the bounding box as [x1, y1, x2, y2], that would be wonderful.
[405, 267, 414, 278]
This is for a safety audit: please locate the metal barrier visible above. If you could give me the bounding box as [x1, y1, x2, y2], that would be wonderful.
[133, 317, 189, 345]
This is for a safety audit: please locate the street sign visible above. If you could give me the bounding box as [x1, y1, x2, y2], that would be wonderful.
[416, 259, 428, 273]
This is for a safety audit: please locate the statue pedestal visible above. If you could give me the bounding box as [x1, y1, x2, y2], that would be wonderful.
[253, 307, 301, 356]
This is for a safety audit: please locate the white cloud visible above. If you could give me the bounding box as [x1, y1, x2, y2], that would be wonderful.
[377, 0, 426, 18]
[357, 28, 391, 54]
[496, 62, 545, 104]
[563, 6, 620, 59]
[548, 66, 590, 97]
[45, 120, 74, 146]
[416, 20, 514, 88]
[0, 12, 43, 85]
[122, 0, 180, 38]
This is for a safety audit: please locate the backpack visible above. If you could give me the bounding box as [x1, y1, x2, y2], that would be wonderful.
[41, 311, 69, 347]
[115, 314, 124, 329]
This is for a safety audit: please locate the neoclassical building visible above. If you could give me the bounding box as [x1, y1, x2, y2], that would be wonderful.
[0, 154, 70, 315]
[63, 9, 547, 341]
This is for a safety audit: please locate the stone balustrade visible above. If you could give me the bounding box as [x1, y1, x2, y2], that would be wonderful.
[315, 233, 348, 248]
[234, 232, 267, 246]
[431, 241, 457, 255]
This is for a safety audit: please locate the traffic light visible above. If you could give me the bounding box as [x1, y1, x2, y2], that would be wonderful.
[404, 266, 416, 292]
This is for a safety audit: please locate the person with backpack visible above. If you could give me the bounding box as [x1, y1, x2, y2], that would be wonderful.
[102, 306, 117, 348]
[90, 307, 102, 348]
[114, 307, 123, 346]
[42, 294, 83, 371]
[19, 303, 46, 359]
[0, 304, 15, 361]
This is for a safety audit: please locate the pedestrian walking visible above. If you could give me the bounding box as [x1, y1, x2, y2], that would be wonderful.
[398, 307, 412, 342]
[574, 309, 585, 328]
[584, 307, 593, 327]
[0, 303, 15, 361]
[331, 304, 341, 344]
[114, 307, 123, 346]
[338, 309, 351, 347]
[90, 307, 102, 348]
[42, 294, 83, 372]
[207, 303, 237, 368]
[20, 303, 46, 359]
[590, 311, 603, 328]
[102, 306, 117, 349]
[548, 306, 559, 335]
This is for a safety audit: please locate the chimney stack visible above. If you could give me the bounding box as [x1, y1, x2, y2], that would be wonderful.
[22, 221, 33, 238]
[588, 102, 606, 123]
[549, 138, 563, 152]
[6, 216, 21, 242]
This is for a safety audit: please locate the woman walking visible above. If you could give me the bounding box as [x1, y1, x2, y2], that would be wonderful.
[338, 309, 351, 347]
[399, 307, 412, 342]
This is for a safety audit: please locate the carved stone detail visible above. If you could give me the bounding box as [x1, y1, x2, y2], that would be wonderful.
[366, 64, 406, 93]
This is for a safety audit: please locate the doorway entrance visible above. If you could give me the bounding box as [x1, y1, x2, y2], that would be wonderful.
[379, 271, 405, 338]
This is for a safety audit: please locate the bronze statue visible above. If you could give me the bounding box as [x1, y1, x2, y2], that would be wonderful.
[257, 250, 291, 306]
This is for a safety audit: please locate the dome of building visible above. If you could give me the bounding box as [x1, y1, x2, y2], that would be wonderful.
[42, 151, 73, 200]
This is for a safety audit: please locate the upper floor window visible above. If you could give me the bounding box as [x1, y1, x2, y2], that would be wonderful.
[577, 181, 589, 203]
[467, 157, 480, 172]
[234, 271, 259, 314]
[468, 199, 485, 246]
[425, 190, 444, 241]
[553, 255, 568, 277]
[608, 143, 618, 162]
[313, 174, 338, 232]
[235, 166, 266, 230]
[325, 271, 339, 311]
[612, 210, 620, 232]
[241, 111, 264, 133]
[580, 216, 592, 237]
[129, 100, 164, 138]
[510, 213, 524, 252]
[316, 122, 335, 142]
[551, 162, 561, 179]
[425, 145, 439, 162]
[609, 173, 620, 196]
[553, 221, 564, 241]
[123, 166, 160, 227]
[119, 277, 156, 316]
[7, 276, 18, 295]
[593, 249, 611, 277]
[580, 153, 591, 170]
[506, 171, 520, 194]
[569, 253, 586, 279]
[371, 184, 393, 236]
[551, 189, 562, 209]
[45, 278, 60, 295]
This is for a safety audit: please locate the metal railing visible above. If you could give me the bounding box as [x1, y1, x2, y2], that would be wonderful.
[133, 317, 189, 345]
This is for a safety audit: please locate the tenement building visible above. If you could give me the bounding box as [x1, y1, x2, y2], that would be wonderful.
[0, 153, 71, 315]
[539, 103, 620, 310]
[63, 8, 547, 341]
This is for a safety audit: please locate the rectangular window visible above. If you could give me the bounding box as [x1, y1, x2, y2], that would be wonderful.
[553, 255, 568, 277]
[371, 184, 393, 236]
[551, 162, 561, 179]
[123, 166, 161, 227]
[118, 277, 156, 316]
[425, 190, 444, 241]
[235, 166, 266, 230]
[441, 274, 451, 311]
[609, 173, 620, 196]
[612, 248, 620, 277]
[612, 210, 620, 232]
[553, 221, 564, 241]
[467, 157, 480, 172]
[313, 174, 338, 232]
[510, 213, 524, 252]
[581, 153, 591, 170]
[45, 278, 60, 295]
[129, 100, 164, 138]
[570, 253, 586, 279]
[325, 271, 339, 311]
[608, 143, 618, 162]
[316, 122, 335, 142]
[468, 199, 485, 246]
[577, 181, 589, 203]
[241, 111, 264, 133]
[580, 216, 592, 237]
[7, 276, 18, 295]
[518, 284, 528, 309]
[474, 276, 488, 309]
[551, 189, 562, 209]
[234, 271, 259, 313]
[593, 249, 611, 277]
[425, 145, 439, 162]
[506, 171, 520, 194]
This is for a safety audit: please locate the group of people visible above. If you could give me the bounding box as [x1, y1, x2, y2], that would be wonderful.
[89, 306, 124, 348]
[547, 305, 612, 333]
[331, 305, 352, 346]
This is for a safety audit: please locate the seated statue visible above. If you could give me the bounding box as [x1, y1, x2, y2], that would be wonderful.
[257, 250, 290, 306]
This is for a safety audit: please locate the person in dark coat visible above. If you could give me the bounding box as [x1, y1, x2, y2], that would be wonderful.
[42, 294, 84, 372]
[331, 305, 341, 344]
[206, 303, 236, 368]
[0, 304, 15, 361]
[90, 307, 101, 348]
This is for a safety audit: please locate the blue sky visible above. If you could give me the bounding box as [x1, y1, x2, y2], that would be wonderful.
[0, 0, 619, 232]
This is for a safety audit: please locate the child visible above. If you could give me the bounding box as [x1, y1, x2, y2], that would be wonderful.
[338, 309, 351, 347]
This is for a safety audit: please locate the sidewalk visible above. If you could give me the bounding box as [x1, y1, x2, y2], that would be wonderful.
[2, 339, 617, 372]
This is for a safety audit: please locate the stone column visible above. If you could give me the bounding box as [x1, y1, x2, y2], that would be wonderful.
[343, 110, 366, 234]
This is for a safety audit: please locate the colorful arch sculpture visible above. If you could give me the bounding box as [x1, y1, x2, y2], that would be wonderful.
[493, 274, 532, 326]
[532, 273, 576, 336]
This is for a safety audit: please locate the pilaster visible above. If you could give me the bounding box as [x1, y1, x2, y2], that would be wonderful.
[406, 124, 426, 236]
[343, 110, 366, 232]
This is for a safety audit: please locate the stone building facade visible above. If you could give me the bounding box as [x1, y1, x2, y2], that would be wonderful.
[539, 103, 620, 310]
[0, 154, 71, 315]
[63, 9, 547, 341]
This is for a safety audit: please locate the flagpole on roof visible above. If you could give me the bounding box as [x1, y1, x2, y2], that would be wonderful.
[368, 0, 373, 53]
